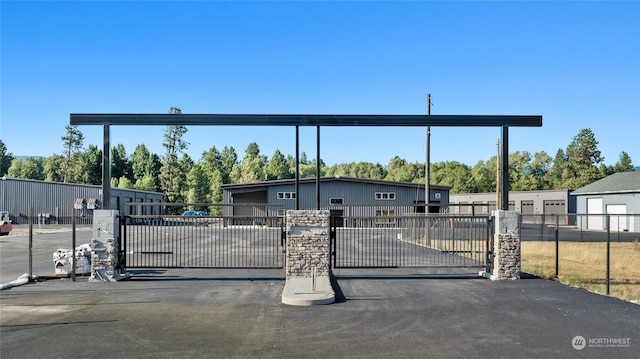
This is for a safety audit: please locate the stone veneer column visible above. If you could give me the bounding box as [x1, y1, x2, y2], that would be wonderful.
[285, 210, 330, 277]
[483, 210, 520, 280]
[89, 210, 130, 282]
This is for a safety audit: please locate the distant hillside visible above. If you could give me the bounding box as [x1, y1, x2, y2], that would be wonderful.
[14, 155, 46, 161]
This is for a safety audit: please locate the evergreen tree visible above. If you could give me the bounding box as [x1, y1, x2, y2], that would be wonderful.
[186, 164, 209, 210]
[220, 146, 238, 183]
[44, 154, 65, 182]
[562, 128, 604, 189]
[61, 124, 84, 183]
[111, 144, 131, 181]
[117, 176, 133, 189]
[529, 151, 552, 190]
[74, 145, 102, 184]
[20, 157, 45, 180]
[614, 151, 634, 172]
[236, 142, 265, 183]
[549, 149, 566, 189]
[0, 140, 13, 177]
[265, 149, 291, 180]
[159, 107, 189, 209]
[179, 154, 194, 203]
[599, 163, 614, 178]
[7, 159, 22, 178]
[208, 169, 225, 215]
[131, 144, 160, 190]
[134, 174, 158, 192]
[200, 146, 222, 181]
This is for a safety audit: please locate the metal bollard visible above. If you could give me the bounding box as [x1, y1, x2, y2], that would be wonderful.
[312, 267, 317, 292]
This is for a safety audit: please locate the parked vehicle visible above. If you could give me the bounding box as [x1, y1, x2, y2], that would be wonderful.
[182, 210, 208, 216]
[1, 211, 12, 236]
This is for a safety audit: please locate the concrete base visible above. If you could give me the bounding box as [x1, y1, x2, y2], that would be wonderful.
[479, 270, 520, 281]
[281, 276, 335, 306]
[89, 271, 131, 282]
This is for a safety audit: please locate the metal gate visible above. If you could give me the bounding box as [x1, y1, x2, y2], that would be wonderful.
[121, 214, 285, 269]
[330, 215, 492, 270]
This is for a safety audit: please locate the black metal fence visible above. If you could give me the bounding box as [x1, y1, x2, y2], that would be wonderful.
[9, 214, 94, 226]
[122, 214, 285, 269]
[520, 214, 640, 303]
[331, 215, 492, 270]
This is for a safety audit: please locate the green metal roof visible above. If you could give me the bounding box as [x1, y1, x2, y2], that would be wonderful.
[571, 171, 640, 195]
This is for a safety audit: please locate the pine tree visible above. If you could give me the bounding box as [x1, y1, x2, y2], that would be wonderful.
[159, 107, 189, 209]
[562, 128, 604, 189]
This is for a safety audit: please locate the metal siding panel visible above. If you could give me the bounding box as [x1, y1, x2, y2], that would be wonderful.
[223, 178, 449, 216]
[1, 178, 162, 223]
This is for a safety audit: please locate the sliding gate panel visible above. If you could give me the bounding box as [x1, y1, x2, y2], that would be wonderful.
[332, 215, 491, 268]
[123, 216, 284, 269]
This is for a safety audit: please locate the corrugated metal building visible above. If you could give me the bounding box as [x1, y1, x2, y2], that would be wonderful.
[572, 171, 640, 232]
[0, 177, 164, 224]
[222, 176, 450, 219]
[449, 189, 575, 223]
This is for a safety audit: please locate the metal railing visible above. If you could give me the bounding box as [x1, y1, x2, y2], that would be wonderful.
[331, 215, 492, 269]
[122, 214, 285, 269]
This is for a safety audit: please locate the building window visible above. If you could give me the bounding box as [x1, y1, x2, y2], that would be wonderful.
[375, 209, 396, 226]
[375, 192, 396, 200]
[330, 198, 344, 205]
[375, 209, 396, 217]
[277, 209, 286, 217]
[277, 192, 296, 199]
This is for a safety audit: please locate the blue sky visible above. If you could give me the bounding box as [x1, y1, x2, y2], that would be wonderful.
[1, 1, 639, 168]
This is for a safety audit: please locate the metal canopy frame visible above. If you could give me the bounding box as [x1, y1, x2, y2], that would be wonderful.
[70, 113, 542, 211]
[71, 114, 541, 127]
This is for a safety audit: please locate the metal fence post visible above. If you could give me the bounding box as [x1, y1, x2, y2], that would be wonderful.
[606, 214, 611, 296]
[72, 208, 76, 281]
[485, 216, 492, 273]
[555, 215, 559, 279]
[28, 207, 33, 281]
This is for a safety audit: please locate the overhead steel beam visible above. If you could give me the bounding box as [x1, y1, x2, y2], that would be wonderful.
[71, 114, 541, 127]
[71, 112, 542, 215]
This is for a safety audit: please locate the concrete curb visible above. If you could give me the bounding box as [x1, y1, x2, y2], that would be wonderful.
[281, 276, 335, 306]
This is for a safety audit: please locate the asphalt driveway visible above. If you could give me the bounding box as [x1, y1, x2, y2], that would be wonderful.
[1, 229, 638, 358]
[0, 267, 638, 359]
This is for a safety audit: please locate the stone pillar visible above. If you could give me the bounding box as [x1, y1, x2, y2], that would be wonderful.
[89, 210, 130, 282]
[482, 210, 520, 280]
[285, 210, 331, 277]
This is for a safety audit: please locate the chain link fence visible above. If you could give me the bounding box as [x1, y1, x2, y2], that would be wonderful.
[521, 213, 640, 303]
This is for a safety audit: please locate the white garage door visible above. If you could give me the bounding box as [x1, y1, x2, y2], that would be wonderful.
[606, 204, 628, 232]
[587, 198, 603, 230]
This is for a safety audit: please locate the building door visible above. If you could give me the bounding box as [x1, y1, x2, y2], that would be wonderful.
[606, 204, 627, 232]
[544, 200, 566, 224]
[587, 198, 603, 230]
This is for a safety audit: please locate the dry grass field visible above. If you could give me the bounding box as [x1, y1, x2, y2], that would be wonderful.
[521, 241, 640, 303]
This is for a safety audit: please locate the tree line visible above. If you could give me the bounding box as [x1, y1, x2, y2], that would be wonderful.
[0, 107, 635, 212]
